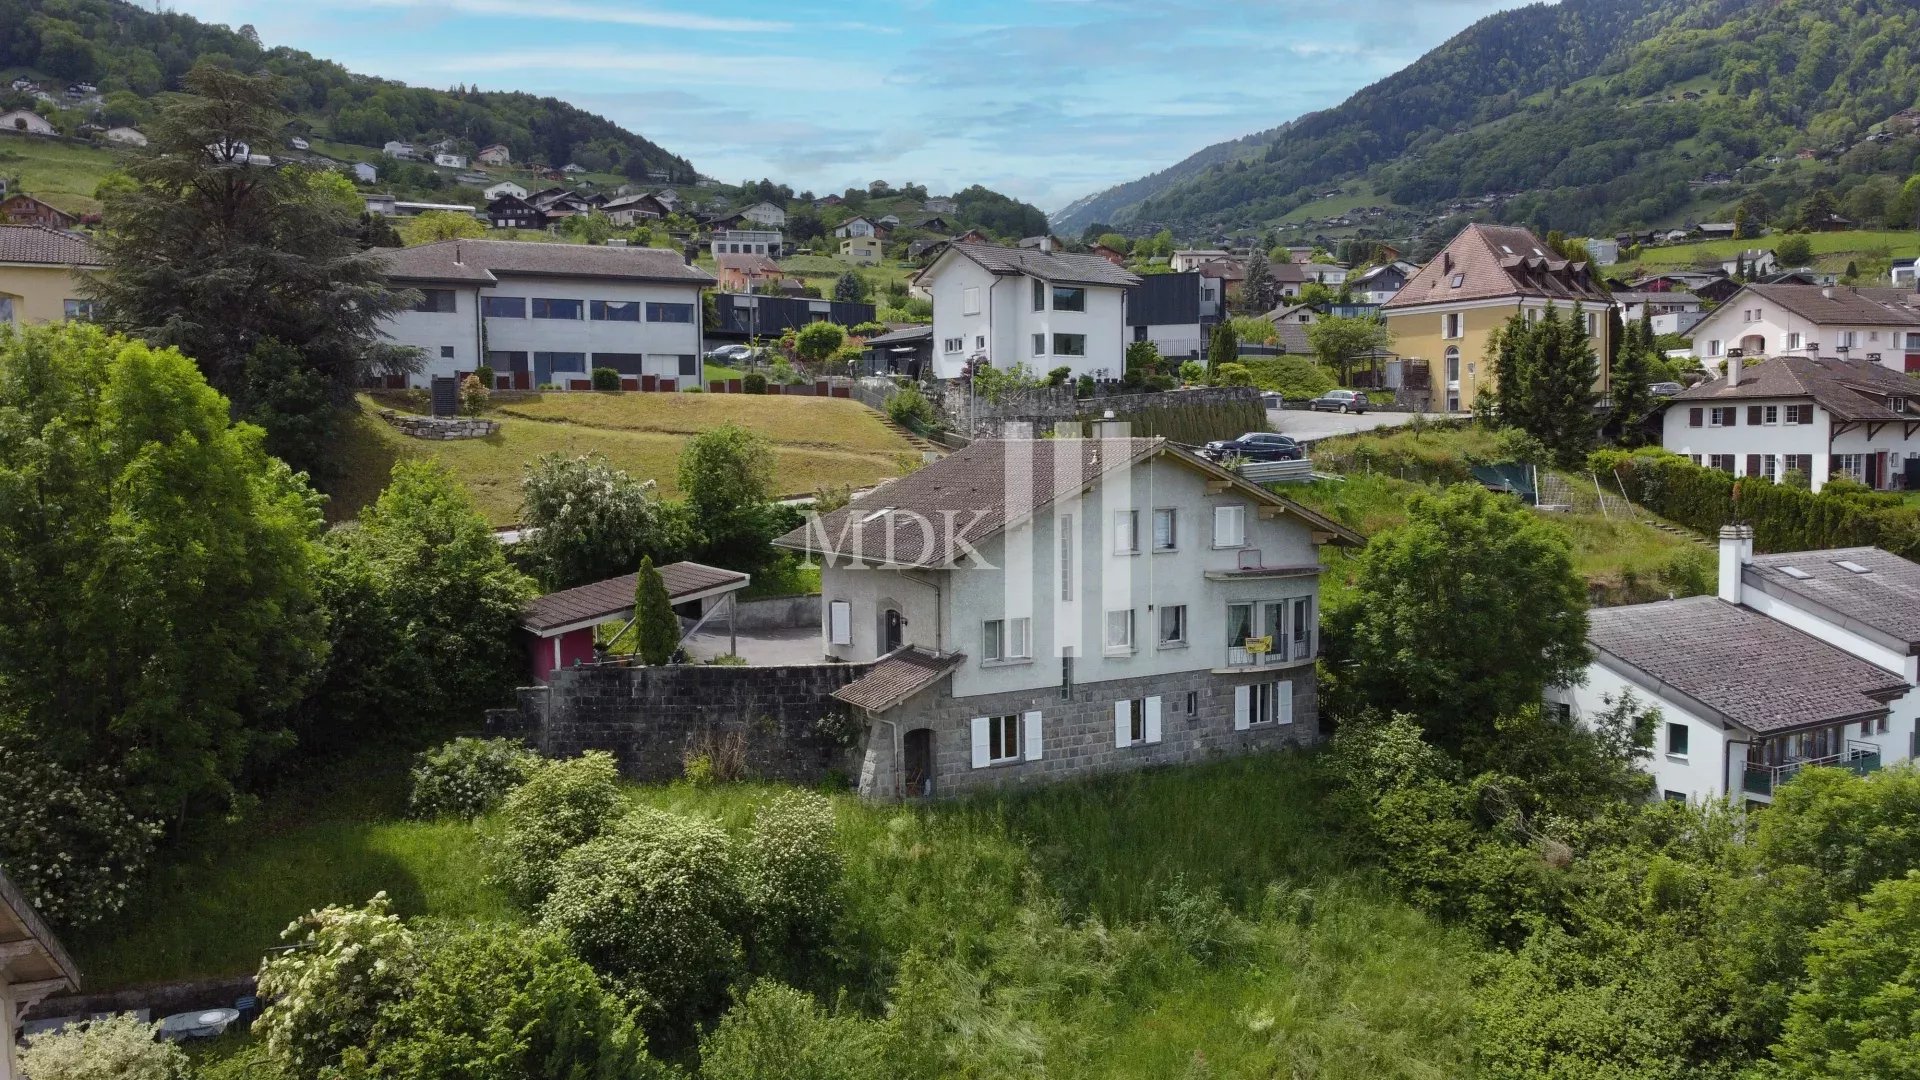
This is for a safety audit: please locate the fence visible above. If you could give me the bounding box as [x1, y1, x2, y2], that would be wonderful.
[1234, 459, 1317, 485]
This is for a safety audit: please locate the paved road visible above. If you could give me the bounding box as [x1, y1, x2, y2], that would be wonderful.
[1266, 408, 1439, 444]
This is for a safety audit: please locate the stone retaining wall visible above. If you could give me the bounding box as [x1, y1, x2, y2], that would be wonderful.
[378, 410, 500, 440]
[516, 660, 870, 784]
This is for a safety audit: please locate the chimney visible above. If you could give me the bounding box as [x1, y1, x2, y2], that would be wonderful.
[452, 242, 462, 266]
[1718, 524, 1753, 605]
[1822, 286, 1833, 300]
[1038, 235, 1053, 253]
[1727, 354, 1743, 386]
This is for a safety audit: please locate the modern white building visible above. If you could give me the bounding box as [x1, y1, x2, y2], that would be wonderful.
[740, 201, 787, 228]
[835, 216, 881, 239]
[1170, 249, 1230, 272]
[1662, 353, 1920, 491]
[483, 180, 528, 201]
[434, 152, 468, 170]
[1688, 283, 1920, 372]
[374, 239, 714, 389]
[709, 229, 781, 257]
[382, 140, 417, 160]
[1553, 527, 1919, 806]
[921, 240, 1141, 381]
[774, 436, 1363, 800]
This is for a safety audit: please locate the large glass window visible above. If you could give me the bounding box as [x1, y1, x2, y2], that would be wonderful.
[1052, 334, 1086, 357]
[646, 302, 694, 323]
[482, 295, 525, 318]
[532, 298, 583, 319]
[62, 299, 94, 321]
[591, 300, 641, 322]
[1032, 278, 1046, 311]
[1052, 286, 1086, 312]
[412, 289, 457, 313]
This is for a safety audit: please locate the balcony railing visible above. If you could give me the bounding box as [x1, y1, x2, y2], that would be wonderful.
[1226, 637, 1315, 668]
[1743, 741, 1882, 797]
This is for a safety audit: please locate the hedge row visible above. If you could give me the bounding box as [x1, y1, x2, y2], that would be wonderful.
[1592, 447, 1920, 559]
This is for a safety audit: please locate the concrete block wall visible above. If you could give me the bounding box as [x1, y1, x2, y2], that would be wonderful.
[861, 664, 1318, 800]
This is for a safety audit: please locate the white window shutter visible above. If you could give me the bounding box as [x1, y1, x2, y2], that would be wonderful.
[1278, 680, 1294, 725]
[1023, 710, 1043, 761]
[1114, 700, 1130, 748]
[828, 600, 852, 646]
[1234, 685, 1250, 731]
[1145, 696, 1162, 744]
[970, 717, 990, 769]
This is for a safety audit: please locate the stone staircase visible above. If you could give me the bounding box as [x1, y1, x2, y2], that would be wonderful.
[878, 416, 943, 458]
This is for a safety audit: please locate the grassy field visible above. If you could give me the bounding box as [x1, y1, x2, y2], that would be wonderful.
[778, 253, 918, 292]
[80, 750, 1482, 1079]
[323, 391, 914, 525]
[0, 133, 125, 213]
[1636, 229, 1920, 268]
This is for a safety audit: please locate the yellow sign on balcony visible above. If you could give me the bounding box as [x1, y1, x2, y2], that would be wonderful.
[1243, 635, 1273, 655]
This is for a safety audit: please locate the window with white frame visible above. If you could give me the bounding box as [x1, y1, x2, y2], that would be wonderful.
[1125, 698, 1147, 743]
[1710, 406, 1737, 427]
[1212, 504, 1246, 548]
[1788, 332, 1803, 350]
[1709, 454, 1735, 473]
[984, 714, 1021, 764]
[1756, 454, 1779, 481]
[1053, 333, 1087, 357]
[1105, 609, 1135, 652]
[1666, 722, 1689, 757]
[1113, 509, 1139, 554]
[1052, 286, 1086, 312]
[1707, 339, 1723, 357]
[975, 335, 986, 349]
[1841, 330, 1858, 348]
[1583, 311, 1597, 334]
[1240, 681, 1292, 726]
[1032, 278, 1046, 312]
[962, 287, 981, 315]
[1442, 312, 1463, 339]
[1152, 508, 1177, 551]
[1763, 405, 1780, 425]
[943, 337, 963, 353]
[828, 600, 852, 646]
[1835, 453, 1867, 482]
[982, 617, 1031, 662]
[1032, 333, 1046, 356]
[1160, 604, 1187, 646]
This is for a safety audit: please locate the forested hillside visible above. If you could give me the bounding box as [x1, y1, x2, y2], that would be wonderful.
[1057, 0, 1920, 240]
[0, 0, 694, 180]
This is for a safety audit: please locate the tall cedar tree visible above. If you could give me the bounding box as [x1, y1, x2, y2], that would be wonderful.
[633, 557, 680, 666]
[84, 65, 417, 476]
[1610, 311, 1657, 446]
[1206, 321, 1238, 376]
[1493, 305, 1600, 466]
[1239, 249, 1275, 314]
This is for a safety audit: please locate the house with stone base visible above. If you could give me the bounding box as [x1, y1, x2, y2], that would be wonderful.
[773, 435, 1363, 800]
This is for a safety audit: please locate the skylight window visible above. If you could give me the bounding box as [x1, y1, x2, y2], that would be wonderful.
[1499, 244, 1514, 255]
[1779, 566, 1812, 580]
[1449, 273, 1465, 288]
[1835, 560, 1872, 574]
[861, 506, 896, 524]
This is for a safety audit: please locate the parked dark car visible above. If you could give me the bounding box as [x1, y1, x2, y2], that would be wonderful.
[1201, 432, 1303, 462]
[705, 343, 755, 363]
[1307, 389, 1369, 413]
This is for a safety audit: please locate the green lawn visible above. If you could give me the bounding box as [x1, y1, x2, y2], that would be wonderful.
[81, 752, 1482, 1079]
[324, 391, 914, 525]
[0, 132, 127, 213]
[778, 253, 918, 292]
[1636, 229, 1920, 267]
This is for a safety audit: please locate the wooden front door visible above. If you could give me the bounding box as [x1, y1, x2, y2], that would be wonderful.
[883, 608, 904, 654]
[903, 728, 933, 798]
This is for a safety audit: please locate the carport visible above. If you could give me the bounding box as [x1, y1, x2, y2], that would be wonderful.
[519, 561, 750, 680]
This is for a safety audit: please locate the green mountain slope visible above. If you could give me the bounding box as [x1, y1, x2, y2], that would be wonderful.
[1057, 0, 1920, 241]
[0, 0, 695, 181]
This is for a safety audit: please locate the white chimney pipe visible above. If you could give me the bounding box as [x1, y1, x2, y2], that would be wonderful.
[1718, 524, 1753, 605]
[1727, 354, 1743, 387]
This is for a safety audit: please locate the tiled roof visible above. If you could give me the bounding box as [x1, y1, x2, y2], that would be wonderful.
[832, 647, 962, 711]
[1588, 596, 1908, 734]
[1733, 284, 1920, 327]
[1384, 224, 1610, 310]
[716, 253, 781, 275]
[1670, 355, 1919, 421]
[1274, 322, 1311, 354]
[1196, 258, 1246, 281]
[0, 224, 100, 266]
[375, 239, 714, 286]
[520, 561, 749, 634]
[1746, 547, 1920, 649]
[1610, 291, 1700, 304]
[943, 242, 1141, 288]
[864, 324, 932, 345]
[773, 437, 1361, 568]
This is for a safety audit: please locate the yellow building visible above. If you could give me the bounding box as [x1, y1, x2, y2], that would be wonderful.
[839, 235, 882, 264]
[0, 224, 100, 326]
[1383, 224, 1613, 413]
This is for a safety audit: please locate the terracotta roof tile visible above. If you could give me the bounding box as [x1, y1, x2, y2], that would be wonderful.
[1671, 355, 1918, 421]
[1384, 224, 1609, 310]
[1736, 283, 1920, 327]
[833, 647, 962, 711]
[0, 224, 99, 267]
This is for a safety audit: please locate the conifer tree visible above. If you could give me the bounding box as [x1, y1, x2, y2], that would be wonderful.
[1532, 304, 1602, 466]
[1611, 313, 1655, 447]
[1207, 321, 1238, 377]
[633, 557, 680, 666]
[1240, 250, 1275, 314]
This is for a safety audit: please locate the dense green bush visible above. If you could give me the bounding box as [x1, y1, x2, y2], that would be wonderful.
[1237, 356, 1336, 399]
[592, 367, 620, 391]
[18, 1014, 187, 1080]
[698, 981, 885, 1080]
[884, 385, 936, 429]
[538, 809, 743, 1025]
[492, 752, 624, 904]
[742, 371, 768, 394]
[741, 791, 843, 961]
[0, 732, 161, 930]
[257, 894, 419, 1077]
[407, 737, 541, 820]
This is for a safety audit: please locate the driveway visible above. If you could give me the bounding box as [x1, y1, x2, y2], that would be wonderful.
[681, 625, 824, 666]
[1267, 408, 1429, 445]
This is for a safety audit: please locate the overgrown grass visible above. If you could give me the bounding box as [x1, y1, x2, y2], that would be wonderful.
[321, 392, 913, 524]
[84, 752, 1482, 1078]
[0, 133, 126, 213]
[1636, 229, 1920, 266]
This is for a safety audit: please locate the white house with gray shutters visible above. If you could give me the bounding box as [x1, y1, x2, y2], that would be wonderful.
[774, 435, 1363, 800]
[374, 240, 713, 389]
[921, 240, 1140, 382]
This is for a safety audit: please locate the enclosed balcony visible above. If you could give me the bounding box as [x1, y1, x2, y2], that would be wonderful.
[1742, 740, 1881, 798]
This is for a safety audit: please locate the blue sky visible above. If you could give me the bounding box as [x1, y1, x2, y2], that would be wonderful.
[167, 0, 1531, 211]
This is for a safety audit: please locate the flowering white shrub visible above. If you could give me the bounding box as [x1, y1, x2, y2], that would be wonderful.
[0, 734, 161, 930]
[255, 893, 419, 1077]
[741, 791, 843, 953]
[538, 809, 742, 1023]
[491, 751, 623, 904]
[407, 736, 540, 820]
[18, 1014, 187, 1080]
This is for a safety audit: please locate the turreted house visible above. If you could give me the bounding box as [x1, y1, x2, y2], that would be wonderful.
[774, 435, 1362, 800]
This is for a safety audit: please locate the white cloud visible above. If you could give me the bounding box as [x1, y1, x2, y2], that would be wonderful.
[338, 0, 790, 33]
[417, 48, 883, 89]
